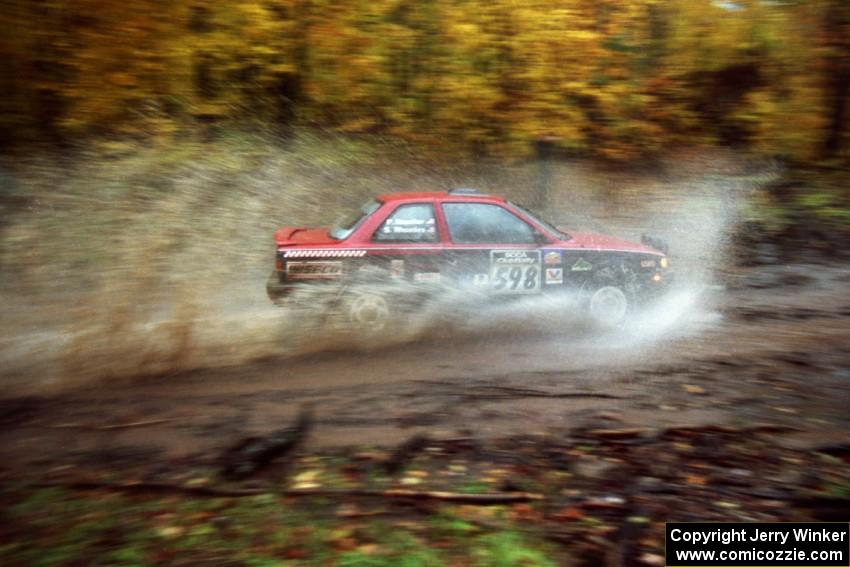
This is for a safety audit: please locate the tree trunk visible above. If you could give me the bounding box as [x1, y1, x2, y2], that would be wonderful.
[822, 0, 850, 159]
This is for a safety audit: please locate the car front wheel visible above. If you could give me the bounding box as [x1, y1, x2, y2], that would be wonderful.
[588, 285, 629, 325]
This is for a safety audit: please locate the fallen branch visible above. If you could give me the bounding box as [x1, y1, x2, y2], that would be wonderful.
[37, 480, 264, 497]
[515, 391, 622, 400]
[659, 423, 800, 437]
[35, 480, 544, 504]
[579, 424, 800, 442]
[465, 389, 623, 401]
[45, 418, 176, 431]
[290, 488, 544, 504]
[583, 428, 650, 439]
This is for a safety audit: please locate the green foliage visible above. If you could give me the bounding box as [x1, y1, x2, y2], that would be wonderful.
[472, 532, 557, 567]
[2, 485, 565, 567]
[338, 546, 444, 567]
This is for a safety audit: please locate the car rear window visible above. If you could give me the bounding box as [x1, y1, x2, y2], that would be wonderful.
[329, 199, 381, 240]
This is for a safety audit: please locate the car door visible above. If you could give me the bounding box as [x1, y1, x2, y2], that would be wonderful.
[365, 202, 444, 284]
[439, 201, 544, 294]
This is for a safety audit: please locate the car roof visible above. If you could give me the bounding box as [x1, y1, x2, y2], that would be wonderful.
[376, 190, 505, 203]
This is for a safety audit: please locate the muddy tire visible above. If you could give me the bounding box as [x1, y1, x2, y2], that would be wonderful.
[344, 289, 393, 336]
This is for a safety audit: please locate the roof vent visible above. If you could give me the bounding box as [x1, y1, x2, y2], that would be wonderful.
[448, 187, 482, 195]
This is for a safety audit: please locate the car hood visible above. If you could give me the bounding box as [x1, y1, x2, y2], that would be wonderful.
[274, 227, 336, 247]
[560, 230, 663, 255]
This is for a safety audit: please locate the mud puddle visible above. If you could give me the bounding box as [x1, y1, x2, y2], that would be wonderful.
[0, 261, 848, 476]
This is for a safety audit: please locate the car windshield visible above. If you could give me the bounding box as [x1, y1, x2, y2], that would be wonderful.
[329, 199, 381, 240]
[509, 202, 570, 240]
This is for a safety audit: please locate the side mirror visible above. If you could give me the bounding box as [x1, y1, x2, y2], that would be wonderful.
[533, 231, 550, 245]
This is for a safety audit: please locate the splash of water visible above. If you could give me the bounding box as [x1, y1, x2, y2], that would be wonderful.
[0, 139, 773, 391]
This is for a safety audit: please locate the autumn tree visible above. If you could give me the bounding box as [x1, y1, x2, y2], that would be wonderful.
[0, 0, 846, 160]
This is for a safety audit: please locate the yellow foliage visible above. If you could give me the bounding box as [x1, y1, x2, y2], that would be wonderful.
[0, 0, 845, 160]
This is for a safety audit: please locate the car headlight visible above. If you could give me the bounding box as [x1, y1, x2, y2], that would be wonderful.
[660, 257, 669, 269]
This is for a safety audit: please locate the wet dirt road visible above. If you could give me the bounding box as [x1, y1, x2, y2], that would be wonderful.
[1, 260, 848, 476]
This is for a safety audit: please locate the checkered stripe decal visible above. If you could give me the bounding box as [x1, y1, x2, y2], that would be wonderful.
[283, 249, 367, 258]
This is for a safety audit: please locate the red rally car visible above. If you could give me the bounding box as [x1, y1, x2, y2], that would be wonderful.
[267, 188, 672, 325]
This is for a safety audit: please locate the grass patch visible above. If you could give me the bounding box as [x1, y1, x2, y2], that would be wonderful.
[472, 531, 558, 567]
[0, 484, 558, 566]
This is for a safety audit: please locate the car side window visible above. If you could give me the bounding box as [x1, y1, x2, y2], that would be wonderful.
[443, 203, 537, 244]
[373, 203, 438, 243]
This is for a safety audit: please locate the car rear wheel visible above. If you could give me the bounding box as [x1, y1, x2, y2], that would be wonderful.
[588, 285, 629, 325]
[346, 290, 392, 334]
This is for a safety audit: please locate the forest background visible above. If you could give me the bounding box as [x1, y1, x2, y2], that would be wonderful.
[1, 0, 848, 163]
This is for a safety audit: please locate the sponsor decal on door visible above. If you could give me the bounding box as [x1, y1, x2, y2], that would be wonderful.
[544, 250, 562, 265]
[545, 268, 564, 285]
[390, 259, 405, 279]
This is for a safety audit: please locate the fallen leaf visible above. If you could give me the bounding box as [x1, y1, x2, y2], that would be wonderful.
[157, 526, 185, 538]
[337, 504, 359, 517]
[584, 495, 626, 509]
[293, 470, 321, 489]
[552, 506, 585, 522]
[283, 548, 307, 559]
[511, 503, 539, 521]
[685, 474, 708, 486]
[357, 544, 382, 555]
[639, 552, 664, 566]
[294, 470, 319, 483]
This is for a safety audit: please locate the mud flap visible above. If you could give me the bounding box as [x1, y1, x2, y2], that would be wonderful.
[266, 271, 288, 305]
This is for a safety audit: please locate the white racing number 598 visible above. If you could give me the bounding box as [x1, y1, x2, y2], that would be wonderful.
[489, 250, 541, 294]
